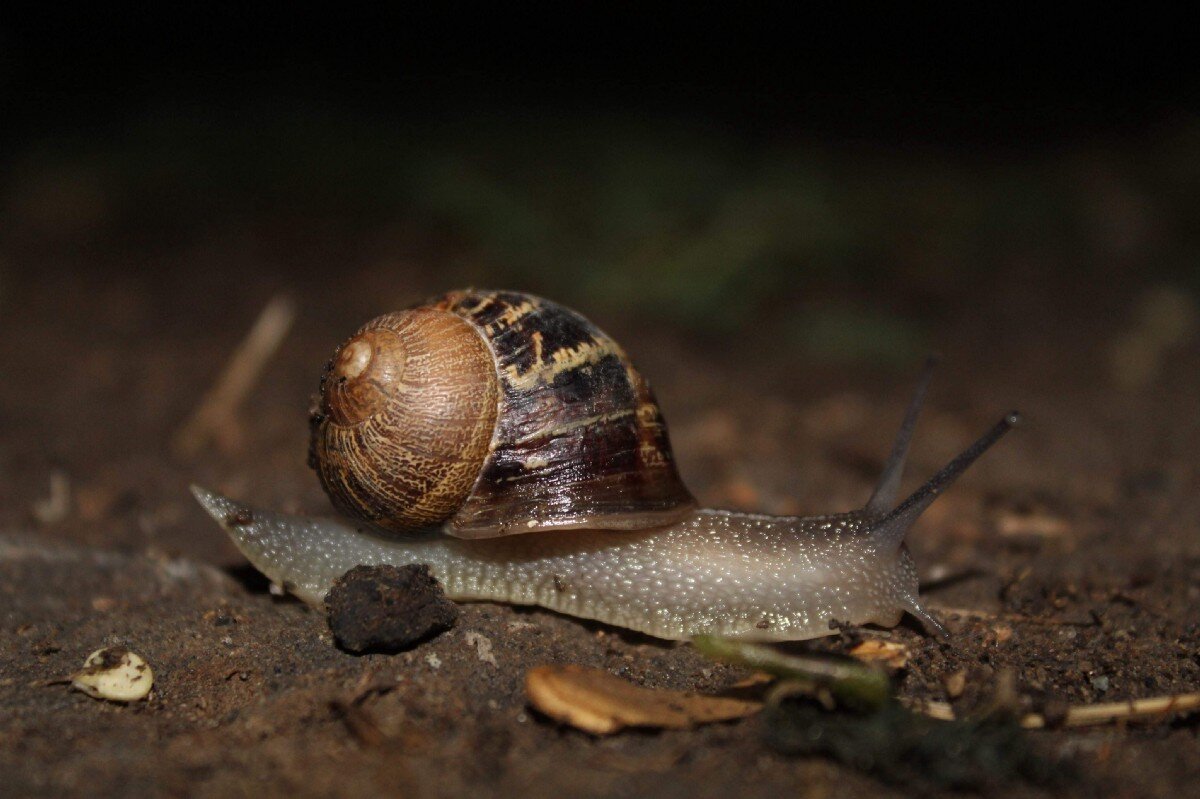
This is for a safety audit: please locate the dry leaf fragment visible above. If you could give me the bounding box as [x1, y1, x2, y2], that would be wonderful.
[848, 639, 910, 670]
[525, 665, 761, 735]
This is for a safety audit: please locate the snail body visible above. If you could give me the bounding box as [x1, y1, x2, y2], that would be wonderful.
[194, 290, 1017, 641]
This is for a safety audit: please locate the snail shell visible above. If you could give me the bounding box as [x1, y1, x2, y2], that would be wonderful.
[308, 290, 695, 538]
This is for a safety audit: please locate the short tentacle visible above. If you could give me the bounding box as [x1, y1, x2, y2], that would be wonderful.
[902, 597, 950, 640]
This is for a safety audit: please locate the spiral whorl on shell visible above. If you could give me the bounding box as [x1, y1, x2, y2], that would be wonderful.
[309, 290, 696, 538]
[309, 308, 500, 534]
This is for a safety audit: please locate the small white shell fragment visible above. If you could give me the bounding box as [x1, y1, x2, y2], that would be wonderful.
[71, 648, 154, 702]
[464, 631, 498, 667]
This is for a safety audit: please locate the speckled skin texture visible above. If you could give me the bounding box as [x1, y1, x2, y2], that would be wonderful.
[193, 487, 923, 641]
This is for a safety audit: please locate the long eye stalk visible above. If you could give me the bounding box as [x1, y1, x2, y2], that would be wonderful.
[870, 412, 1020, 553]
[865, 355, 939, 515]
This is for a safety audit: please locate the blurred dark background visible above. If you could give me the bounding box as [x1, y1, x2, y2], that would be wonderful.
[4, 10, 1198, 336]
[1, 10, 1198, 550]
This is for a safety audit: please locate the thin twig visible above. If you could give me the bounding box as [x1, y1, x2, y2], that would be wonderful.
[32, 470, 71, 524]
[1053, 693, 1200, 728]
[903, 692, 1200, 729]
[330, 698, 387, 746]
[172, 295, 296, 458]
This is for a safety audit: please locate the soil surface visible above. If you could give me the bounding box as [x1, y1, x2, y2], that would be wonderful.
[1, 182, 1198, 797]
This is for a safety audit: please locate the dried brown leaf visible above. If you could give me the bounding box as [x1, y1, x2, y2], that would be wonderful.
[525, 664, 761, 735]
[848, 639, 910, 670]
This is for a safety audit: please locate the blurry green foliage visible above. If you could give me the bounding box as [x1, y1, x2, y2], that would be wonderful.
[7, 108, 1198, 363]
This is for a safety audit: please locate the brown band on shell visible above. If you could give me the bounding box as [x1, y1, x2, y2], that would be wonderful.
[309, 308, 500, 533]
[430, 290, 695, 538]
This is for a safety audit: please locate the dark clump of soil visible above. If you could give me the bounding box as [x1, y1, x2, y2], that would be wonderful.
[764, 699, 1072, 792]
[326, 564, 459, 653]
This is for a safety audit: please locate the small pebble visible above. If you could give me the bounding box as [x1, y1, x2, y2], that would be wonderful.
[71, 648, 154, 702]
[326, 564, 458, 653]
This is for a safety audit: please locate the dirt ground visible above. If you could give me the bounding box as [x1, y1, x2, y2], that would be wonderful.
[1, 160, 1198, 796]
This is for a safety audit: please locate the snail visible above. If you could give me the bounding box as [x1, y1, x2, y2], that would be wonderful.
[192, 289, 1018, 641]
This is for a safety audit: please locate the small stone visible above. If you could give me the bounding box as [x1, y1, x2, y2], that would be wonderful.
[325, 564, 458, 654]
[1090, 674, 1110, 692]
[71, 648, 154, 702]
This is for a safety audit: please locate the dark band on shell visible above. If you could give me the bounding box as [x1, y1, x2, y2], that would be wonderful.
[431, 290, 695, 537]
